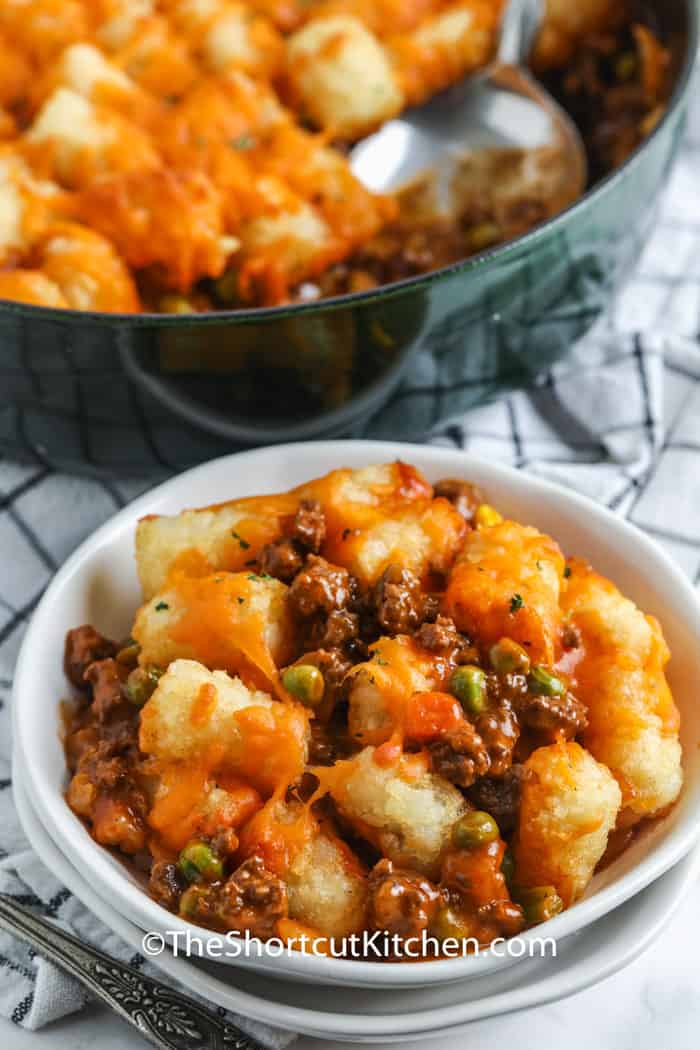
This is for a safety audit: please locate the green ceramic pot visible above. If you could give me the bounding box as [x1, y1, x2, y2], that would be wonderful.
[0, 0, 696, 471]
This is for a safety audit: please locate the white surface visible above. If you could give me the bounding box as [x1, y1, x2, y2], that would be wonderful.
[2, 872, 699, 1050]
[12, 442, 700, 991]
[14, 764, 700, 1043]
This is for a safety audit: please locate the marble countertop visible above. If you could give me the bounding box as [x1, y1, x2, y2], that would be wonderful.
[2, 876, 698, 1050]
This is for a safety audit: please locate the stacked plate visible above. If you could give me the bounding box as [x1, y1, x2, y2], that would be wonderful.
[13, 769, 700, 1043]
[12, 442, 700, 1042]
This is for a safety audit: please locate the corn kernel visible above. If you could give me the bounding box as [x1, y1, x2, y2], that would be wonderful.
[475, 503, 503, 529]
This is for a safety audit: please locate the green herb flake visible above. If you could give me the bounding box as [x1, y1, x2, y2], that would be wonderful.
[509, 594, 524, 614]
[155, 601, 169, 612]
[237, 597, 245, 605]
[230, 134, 255, 151]
[564, 566, 572, 578]
[247, 573, 274, 582]
[373, 655, 389, 666]
[232, 529, 250, 550]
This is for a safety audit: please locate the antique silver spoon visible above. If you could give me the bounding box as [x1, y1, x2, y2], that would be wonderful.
[0, 893, 265, 1050]
[351, 0, 587, 206]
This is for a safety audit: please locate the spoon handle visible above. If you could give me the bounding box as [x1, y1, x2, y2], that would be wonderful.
[498, 0, 544, 66]
[0, 893, 266, 1050]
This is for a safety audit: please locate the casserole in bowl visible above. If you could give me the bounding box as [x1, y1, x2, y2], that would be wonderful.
[0, 0, 696, 461]
[12, 441, 700, 986]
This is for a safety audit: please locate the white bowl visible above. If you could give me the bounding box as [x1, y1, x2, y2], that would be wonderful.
[14, 762, 700, 1043]
[12, 440, 700, 989]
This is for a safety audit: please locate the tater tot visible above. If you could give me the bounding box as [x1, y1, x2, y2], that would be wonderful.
[347, 634, 456, 745]
[389, 0, 503, 107]
[35, 222, 141, 312]
[561, 560, 683, 821]
[238, 798, 368, 936]
[324, 746, 467, 877]
[26, 88, 159, 188]
[133, 571, 294, 691]
[286, 829, 368, 938]
[513, 741, 621, 906]
[444, 519, 565, 664]
[0, 270, 68, 308]
[285, 14, 404, 138]
[139, 659, 309, 793]
[309, 463, 464, 583]
[135, 490, 300, 599]
[148, 770, 263, 851]
[76, 168, 233, 292]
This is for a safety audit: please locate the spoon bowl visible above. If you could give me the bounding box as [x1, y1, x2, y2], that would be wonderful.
[351, 0, 587, 209]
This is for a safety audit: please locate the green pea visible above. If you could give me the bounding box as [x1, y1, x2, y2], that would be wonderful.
[432, 905, 472, 943]
[178, 841, 224, 884]
[500, 847, 515, 888]
[116, 639, 140, 668]
[450, 665, 486, 715]
[215, 269, 239, 304]
[515, 885, 564, 925]
[159, 295, 194, 315]
[452, 811, 500, 850]
[282, 664, 324, 706]
[489, 638, 531, 676]
[124, 666, 163, 706]
[179, 883, 209, 918]
[527, 665, 565, 696]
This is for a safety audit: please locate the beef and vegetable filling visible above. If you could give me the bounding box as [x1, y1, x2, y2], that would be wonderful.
[62, 461, 683, 956]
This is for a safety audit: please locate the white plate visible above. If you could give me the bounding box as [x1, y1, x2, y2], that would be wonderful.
[13, 441, 700, 988]
[14, 764, 700, 1043]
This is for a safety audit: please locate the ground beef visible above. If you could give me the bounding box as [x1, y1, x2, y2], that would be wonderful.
[433, 479, 483, 523]
[289, 555, 354, 617]
[467, 765, 529, 834]
[297, 647, 354, 708]
[84, 658, 126, 722]
[306, 608, 360, 650]
[428, 723, 491, 787]
[413, 615, 476, 662]
[217, 856, 288, 939]
[367, 859, 441, 939]
[64, 626, 116, 691]
[149, 861, 185, 911]
[475, 698, 520, 777]
[373, 564, 426, 635]
[290, 499, 326, 553]
[259, 537, 303, 583]
[476, 899, 525, 936]
[516, 690, 588, 741]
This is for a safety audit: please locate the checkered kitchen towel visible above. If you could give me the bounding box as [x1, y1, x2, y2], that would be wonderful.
[2, 102, 700, 1041]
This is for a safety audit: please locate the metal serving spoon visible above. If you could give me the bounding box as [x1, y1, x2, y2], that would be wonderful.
[0, 893, 264, 1050]
[351, 0, 587, 207]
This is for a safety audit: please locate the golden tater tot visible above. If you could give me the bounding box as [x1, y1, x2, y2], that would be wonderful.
[135, 490, 301, 600]
[139, 659, 309, 794]
[347, 634, 457, 746]
[35, 222, 140, 312]
[444, 519, 565, 664]
[0, 270, 68, 308]
[561, 559, 683, 821]
[322, 746, 467, 877]
[133, 571, 294, 692]
[76, 168, 234, 292]
[513, 741, 621, 906]
[286, 14, 404, 139]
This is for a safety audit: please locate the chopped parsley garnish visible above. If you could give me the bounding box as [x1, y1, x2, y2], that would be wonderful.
[564, 566, 572, 578]
[373, 655, 389, 666]
[155, 601, 169, 612]
[247, 573, 274, 582]
[232, 529, 250, 549]
[231, 134, 255, 151]
[509, 594, 524, 614]
[237, 596, 245, 604]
